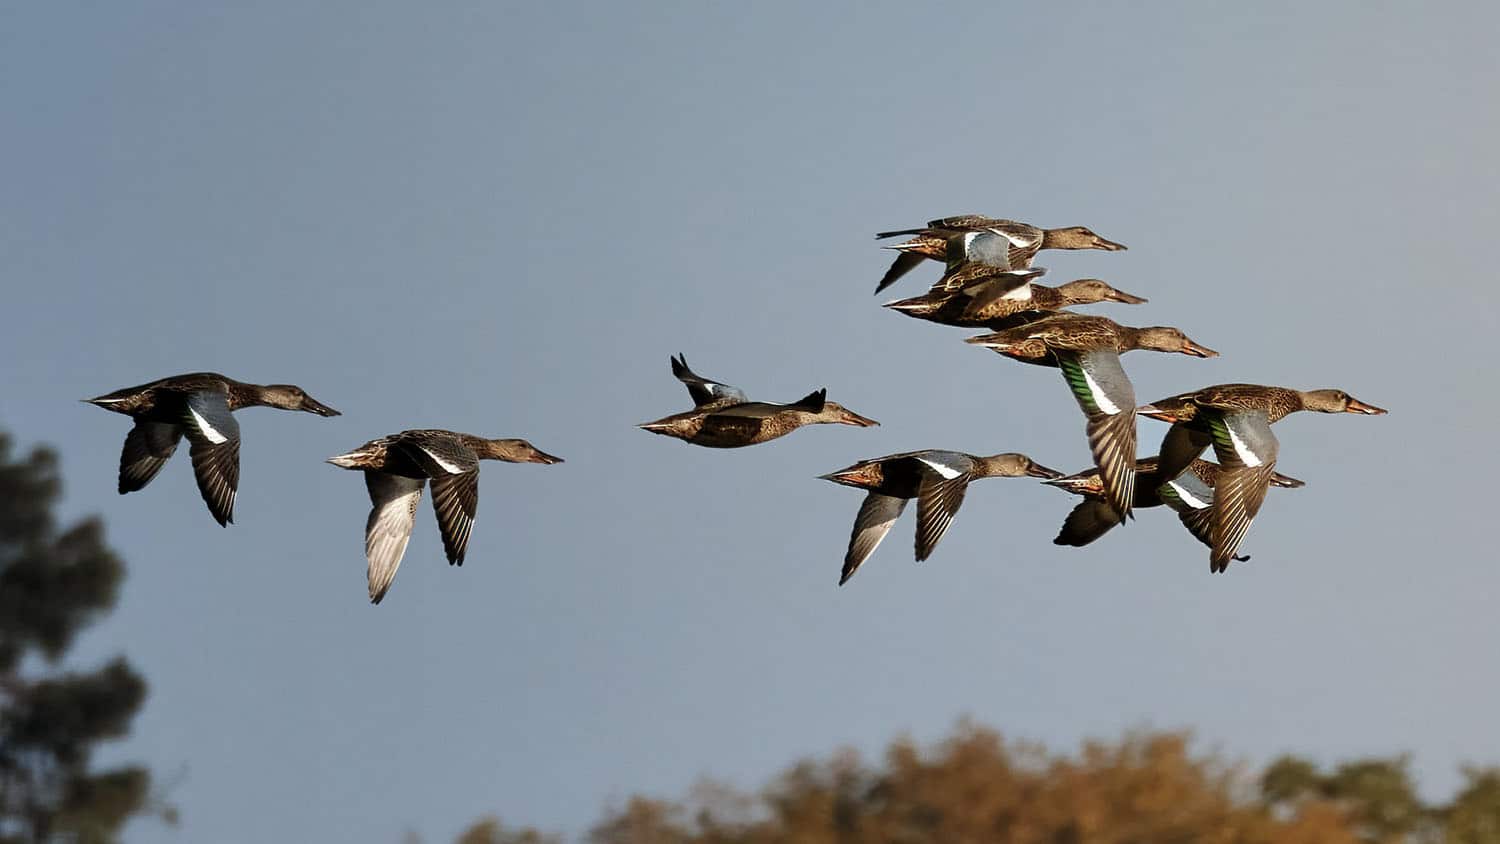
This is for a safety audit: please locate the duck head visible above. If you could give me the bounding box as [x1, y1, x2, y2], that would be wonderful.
[1131, 327, 1218, 358]
[260, 385, 341, 416]
[478, 438, 565, 464]
[1299, 389, 1388, 415]
[1056, 278, 1148, 305]
[980, 453, 1062, 479]
[815, 402, 880, 428]
[1041, 226, 1128, 252]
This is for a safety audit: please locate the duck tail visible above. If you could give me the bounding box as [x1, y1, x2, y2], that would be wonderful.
[326, 449, 372, 469]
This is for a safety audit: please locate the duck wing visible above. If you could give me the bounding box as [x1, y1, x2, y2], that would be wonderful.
[118, 420, 182, 494]
[957, 270, 1045, 316]
[671, 354, 747, 408]
[429, 471, 479, 566]
[874, 250, 930, 294]
[840, 493, 907, 585]
[912, 455, 974, 562]
[181, 391, 241, 526]
[1056, 351, 1137, 520]
[1155, 423, 1214, 485]
[363, 473, 426, 604]
[1053, 498, 1123, 547]
[394, 432, 481, 477]
[1205, 411, 1279, 572]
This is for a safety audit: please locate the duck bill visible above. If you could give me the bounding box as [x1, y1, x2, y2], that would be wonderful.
[1094, 236, 1128, 251]
[1344, 398, 1387, 415]
[300, 395, 342, 417]
[836, 408, 880, 427]
[1025, 461, 1064, 480]
[1179, 339, 1218, 358]
[1107, 288, 1149, 304]
[525, 447, 565, 465]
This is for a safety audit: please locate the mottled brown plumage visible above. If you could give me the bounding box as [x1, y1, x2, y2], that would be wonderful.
[1139, 384, 1386, 570]
[84, 372, 340, 526]
[327, 429, 563, 604]
[872, 216, 1126, 293]
[821, 450, 1060, 584]
[639, 356, 878, 448]
[1047, 456, 1305, 560]
[885, 277, 1148, 331]
[967, 315, 1218, 522]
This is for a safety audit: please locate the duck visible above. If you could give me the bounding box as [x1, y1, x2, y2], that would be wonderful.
[1046, 456, 1305, 564]
[820, 450, 1060, 584]
[1138, 384, 1386, 570]
[84, 372, 340, 526]
[872, 215, 1126, 294]
[639, 355, 879, 448]
[885, 273, 1148, 331]
[965, 314, 1217, 521]
[327, 429, 563, 604]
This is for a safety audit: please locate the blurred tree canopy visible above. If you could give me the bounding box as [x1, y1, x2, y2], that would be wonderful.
[458, 721, 1500, 844]
[0, 432, 164, 843]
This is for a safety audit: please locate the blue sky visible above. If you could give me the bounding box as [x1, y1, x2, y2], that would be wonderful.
[3, 2, 1498, 841]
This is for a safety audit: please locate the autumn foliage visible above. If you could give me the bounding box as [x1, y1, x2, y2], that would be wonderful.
[460, 721, 1500, 844]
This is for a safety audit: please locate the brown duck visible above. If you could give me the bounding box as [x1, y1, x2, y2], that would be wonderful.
[966, 314, 1217, 522]
[84, 372, 340, 526]
[1139, 384, 1386, 570]
[872, 215, 1126, 294]
[327, 429, 563, 604]
[639, 355, 878, 448]
[885, 272, 1148, 331]
[820, 450, 1060, 584]
[1047, 456, 1305, 562]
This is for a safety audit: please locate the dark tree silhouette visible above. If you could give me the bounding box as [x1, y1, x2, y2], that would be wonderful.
[0, 432, 163, 843]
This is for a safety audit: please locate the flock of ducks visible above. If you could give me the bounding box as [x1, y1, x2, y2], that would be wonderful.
[82, 212, 1385, 603]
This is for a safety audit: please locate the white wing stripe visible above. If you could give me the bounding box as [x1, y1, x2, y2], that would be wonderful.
[188, 406, 229, 444]
[1167, 480, 1211, 510]
[1227, 425, 1265, 467]
[917, 457, 963, 479]
[1001, 282, 1033, 301]
[1081, 368, 1121, 415]
[419, 444, 467, 474]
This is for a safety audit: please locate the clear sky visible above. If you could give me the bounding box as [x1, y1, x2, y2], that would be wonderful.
[3, 2, 1498, 841]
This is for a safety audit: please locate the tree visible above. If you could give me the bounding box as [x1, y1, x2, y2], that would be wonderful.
[523, 722, 1371, 843]
[455, 815, 560, 844]
[0, 432, 163, 843]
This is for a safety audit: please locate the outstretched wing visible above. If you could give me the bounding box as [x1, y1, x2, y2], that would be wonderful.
[1053, 499, 1124, 547]
[181, 391, 241, 526]
[1206, 411, 1279, 572]
[840, 493, 907, 585]
[1057, 351, 1137, 520]
[874, 250, 930, 294]
[914, 469, 971, 562]
[118, 420, 182, 494]
[429, 471, 480, 565]
[671, 354, 747, 408]
[364, 473, 425, 604]
[1155, 422, 1213, 486]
